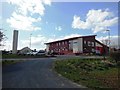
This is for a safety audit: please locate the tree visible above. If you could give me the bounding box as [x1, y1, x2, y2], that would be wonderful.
[0, 30, 5, 46]
[110, 51, 120, 63]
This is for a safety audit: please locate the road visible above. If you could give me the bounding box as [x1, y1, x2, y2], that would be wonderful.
[2, 57, 87, 88]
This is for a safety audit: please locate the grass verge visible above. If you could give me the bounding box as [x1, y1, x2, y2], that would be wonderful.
[2, 60, 25, 66]
[2, 54, 55, 59]
[54, 58, 119, 89]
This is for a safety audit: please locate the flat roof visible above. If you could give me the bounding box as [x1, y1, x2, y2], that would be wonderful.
[45, 35, 96, 44]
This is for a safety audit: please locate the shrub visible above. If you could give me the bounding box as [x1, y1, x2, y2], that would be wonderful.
[110, 51, 120, 63]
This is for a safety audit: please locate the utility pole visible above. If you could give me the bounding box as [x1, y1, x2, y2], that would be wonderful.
[30, 33, 32, 48]
[106, 30, 110, 53]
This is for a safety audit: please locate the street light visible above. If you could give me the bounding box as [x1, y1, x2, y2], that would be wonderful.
[30, 33, 32, 48]
[106, 30, 110, 53]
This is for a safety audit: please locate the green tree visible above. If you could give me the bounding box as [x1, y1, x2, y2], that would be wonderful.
[0, 30, 5, 46]
[110, 51, 120, 63]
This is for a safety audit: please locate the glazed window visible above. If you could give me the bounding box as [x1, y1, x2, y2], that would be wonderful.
[84, 40, 86, 44]
[62, 42, 64, 45]
[92, 42, 94, 47]
[88, 41, 91, 46]
[59, 42, 61, 45]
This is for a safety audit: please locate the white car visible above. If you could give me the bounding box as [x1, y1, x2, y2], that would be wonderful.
[32, 51, 38, 55]
[26, 52, 33, 55]
[36, 50, 46, 55]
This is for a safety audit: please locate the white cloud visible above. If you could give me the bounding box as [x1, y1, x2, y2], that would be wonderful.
[46, 21, 48, 24]
[20, 35, 47, 50]
[6, 0, 51, 31]
[96, 35, 119, 49]
[46, 33, 82, 43]
[7, 12, 41, 31]
[0, 16, 2, 27]
[55, 26, 62, 31]
[0, 16, 1, 20]
[72, 15, 90, 29]
[2, 34, 119, 50]
[6, 0, 51, 16]
[72, 9, 118, 33]
[43, 0, 51, 5]
[19, 33, 82, 50]
[0, 40, 12, 51]
[62, 34, 81, 39]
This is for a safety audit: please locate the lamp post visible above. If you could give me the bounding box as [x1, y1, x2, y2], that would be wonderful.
[106, 30, 110, 53]
[30, 33, 32, 48]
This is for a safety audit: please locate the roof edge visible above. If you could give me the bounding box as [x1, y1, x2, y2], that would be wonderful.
[45, 35, 97, 44]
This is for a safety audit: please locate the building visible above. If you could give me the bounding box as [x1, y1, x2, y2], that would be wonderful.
[95, 40, 109, 55]
[18, 47, 32, 54]
[45, 35, 109, 55]
[12, 30, 18, 54]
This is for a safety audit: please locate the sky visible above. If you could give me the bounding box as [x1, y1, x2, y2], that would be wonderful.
[0, 0, 119, 50]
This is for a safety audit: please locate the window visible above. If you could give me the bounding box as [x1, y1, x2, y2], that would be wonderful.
[65, 41, 67, 44]
[73, 42, 77, 46]
[58, 49, 60, 52]
[74, 42, 77, 44]
[62, 42, 64, 45]
[84, 40, 86, 44]
[92, 42, 94, 47]
[92, 48, 95, 52]
[88, 41, 91, 46]
[66, 48, 68, 51]
[59, 42, 61, 45]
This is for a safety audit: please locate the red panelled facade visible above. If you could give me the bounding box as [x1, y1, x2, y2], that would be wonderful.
[45, 35, 108, 55]
[48, 40, 70, 54]
[95, 40, 109, 55]
[83, 36, 96, 53]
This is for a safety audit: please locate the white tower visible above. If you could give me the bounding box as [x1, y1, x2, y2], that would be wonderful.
[12, 30, 18, 54]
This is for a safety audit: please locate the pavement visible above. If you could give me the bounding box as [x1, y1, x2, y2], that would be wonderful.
[2, 56, 88, 88]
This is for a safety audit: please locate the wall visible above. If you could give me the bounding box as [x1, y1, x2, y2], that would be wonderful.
[96, 42, 102, 47]
[83, 36, 96, 53]
[48, 40, 70, 54]
[73, 39, 78, 53]
[46, 44, 50, 52]
[46, 35, 96, 55]
[12, 30, 18, 54]
[77, 38, 83, 53]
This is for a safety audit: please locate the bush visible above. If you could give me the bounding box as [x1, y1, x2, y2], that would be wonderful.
[110, 51, 120, 63]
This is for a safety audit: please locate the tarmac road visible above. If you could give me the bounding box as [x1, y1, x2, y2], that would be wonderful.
[2, 58, 86, 88]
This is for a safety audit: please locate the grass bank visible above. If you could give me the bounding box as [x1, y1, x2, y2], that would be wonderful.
[2, 54, 55, 59]
[2, 60, 25, 66]
[54, 58, 119, 89]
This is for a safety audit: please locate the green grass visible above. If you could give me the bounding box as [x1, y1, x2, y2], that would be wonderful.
[54, 58, 119, 89]
[2, 60, 24, 65]
[2, 54, 55, 59]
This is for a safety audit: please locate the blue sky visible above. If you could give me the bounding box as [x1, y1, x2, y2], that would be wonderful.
[0, 0, 119, 50]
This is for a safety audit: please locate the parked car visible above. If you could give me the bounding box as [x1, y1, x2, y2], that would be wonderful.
[36, 50, 46, 55]
[26, 51, 34, 55]
[32, 51, 37, 55]
[2, 51, 9, 54]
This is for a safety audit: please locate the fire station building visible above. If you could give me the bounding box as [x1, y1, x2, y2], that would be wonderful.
[45, 35, 108, 55]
